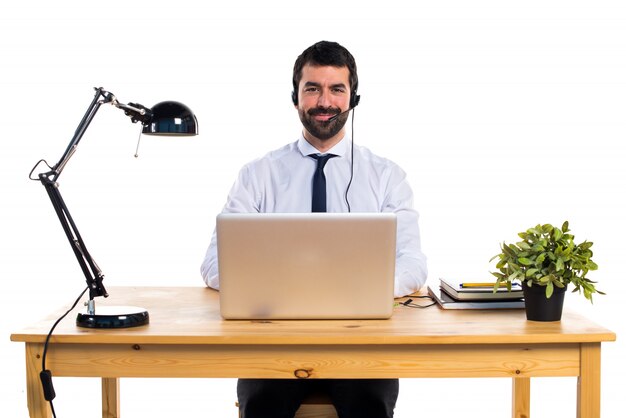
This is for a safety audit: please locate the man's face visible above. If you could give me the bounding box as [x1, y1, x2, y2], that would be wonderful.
[296, 64, 352, 144]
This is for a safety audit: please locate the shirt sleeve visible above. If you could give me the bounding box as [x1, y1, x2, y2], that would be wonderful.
[383, 166, 428, 297]
[200, 164, 259, 290]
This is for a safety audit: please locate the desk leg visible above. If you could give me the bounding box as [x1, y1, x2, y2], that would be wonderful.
[25, 343, 51, 418]
[577, 342, 601, 418]
[102, 378, 120, 418]
[512, 377, 530, 418]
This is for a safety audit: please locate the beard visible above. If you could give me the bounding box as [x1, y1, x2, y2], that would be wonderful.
[298, 106, 349, 141]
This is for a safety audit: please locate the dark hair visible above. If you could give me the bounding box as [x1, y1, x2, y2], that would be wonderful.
[292, 41, 359, 99]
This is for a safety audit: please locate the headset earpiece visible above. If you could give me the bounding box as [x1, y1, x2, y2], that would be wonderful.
[350, 92, 360, 109]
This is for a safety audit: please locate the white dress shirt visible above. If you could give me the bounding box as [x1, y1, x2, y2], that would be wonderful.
[201, 134, 428, 297]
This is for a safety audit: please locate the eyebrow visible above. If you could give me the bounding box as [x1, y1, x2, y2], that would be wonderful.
[303, 81, 348, 89]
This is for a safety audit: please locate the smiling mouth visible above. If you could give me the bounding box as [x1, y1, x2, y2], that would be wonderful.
[313, 114, 335, 122]
[309, 108, 340, 123]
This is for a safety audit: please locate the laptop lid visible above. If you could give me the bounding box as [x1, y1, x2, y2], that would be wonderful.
[216, 212, 397, 319]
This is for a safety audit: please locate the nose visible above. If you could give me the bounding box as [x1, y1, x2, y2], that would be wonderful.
[316, 88, 332, 108]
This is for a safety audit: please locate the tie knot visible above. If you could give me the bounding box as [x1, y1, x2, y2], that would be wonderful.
[309, 153, 336, 171]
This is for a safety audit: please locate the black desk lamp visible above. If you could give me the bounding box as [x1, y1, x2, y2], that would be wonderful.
[30, 87, 198, 328]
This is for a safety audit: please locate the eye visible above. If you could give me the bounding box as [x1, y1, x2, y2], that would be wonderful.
[304, 86, 319, 93]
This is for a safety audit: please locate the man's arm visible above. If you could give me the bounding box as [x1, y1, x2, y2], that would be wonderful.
[384, 167, 428, 297]
[200, 164, 259, 289]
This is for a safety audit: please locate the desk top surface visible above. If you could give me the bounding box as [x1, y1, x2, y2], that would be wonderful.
[11, 286, 616, 345]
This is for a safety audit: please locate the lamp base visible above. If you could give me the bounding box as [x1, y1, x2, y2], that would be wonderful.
[76, 306, 149, 328]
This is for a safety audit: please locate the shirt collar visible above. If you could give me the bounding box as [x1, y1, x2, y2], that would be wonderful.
[297, 133, 350, 158]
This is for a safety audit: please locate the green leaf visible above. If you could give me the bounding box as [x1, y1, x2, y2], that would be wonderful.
[525, 268, 539, 277]
[546, 281, 554, 298]
[562, 221, 569, 232]
[518, 257, 534, 266]
[556, 258, 564, 272]
[579, 241, 593, 251]
[536, 253, 546, 265]
[502, 243, 515, 257]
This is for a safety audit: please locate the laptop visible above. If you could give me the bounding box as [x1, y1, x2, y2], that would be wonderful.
[216, 212, 397, 319]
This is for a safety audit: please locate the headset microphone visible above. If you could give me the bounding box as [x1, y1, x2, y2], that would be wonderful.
[327, 98, 360, 123]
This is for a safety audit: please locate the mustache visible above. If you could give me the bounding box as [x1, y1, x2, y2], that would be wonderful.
[307, 107, 341, 117]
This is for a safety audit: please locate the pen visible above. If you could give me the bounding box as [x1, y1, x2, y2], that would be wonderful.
[460, 282, 515, 288]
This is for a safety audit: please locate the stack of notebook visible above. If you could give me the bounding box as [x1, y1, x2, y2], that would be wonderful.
[428, 278, 525, 310]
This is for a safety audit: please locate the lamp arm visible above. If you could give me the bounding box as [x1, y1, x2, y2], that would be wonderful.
[39, 174, 108, 303]
[51, 87, 114, 181]
[35, 87, 119, 306]
[49, 87, 151, 180]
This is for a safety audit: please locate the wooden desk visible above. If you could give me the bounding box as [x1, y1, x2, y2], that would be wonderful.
[11, 286, 616, 418]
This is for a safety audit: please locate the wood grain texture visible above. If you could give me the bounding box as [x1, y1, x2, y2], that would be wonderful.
[30, 342, 580, 379]
[102, 378, 120, 418]
[512, 377, 530, 418]
[577, 343, 601, 418]
[293, 405, 338, 418]
[25, 343, 51, 418]
[11, 287, 616, 346]
[10, 287, 616, 418]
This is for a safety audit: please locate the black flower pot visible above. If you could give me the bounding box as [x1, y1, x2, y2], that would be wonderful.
[522, 282, 567, 321]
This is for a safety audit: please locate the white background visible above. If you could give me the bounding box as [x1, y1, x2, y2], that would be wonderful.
[1, 1, 624, 417]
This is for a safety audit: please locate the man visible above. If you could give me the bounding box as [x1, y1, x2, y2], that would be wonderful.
[201, 41, 427, 418]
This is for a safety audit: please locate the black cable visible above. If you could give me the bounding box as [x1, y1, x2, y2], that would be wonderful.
[29, 159, 53, 181]
[400, 296, 436, 309]
[40, 286, 89, 418]
[344, 109, 355, 212]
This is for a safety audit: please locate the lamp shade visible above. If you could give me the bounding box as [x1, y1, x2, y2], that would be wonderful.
[142, 101, 198, 135]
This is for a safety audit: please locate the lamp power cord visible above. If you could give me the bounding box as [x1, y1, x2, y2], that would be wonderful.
[40, 287, 88, 418]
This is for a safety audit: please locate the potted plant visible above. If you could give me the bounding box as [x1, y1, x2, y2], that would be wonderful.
[490, 221, 602, 321]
